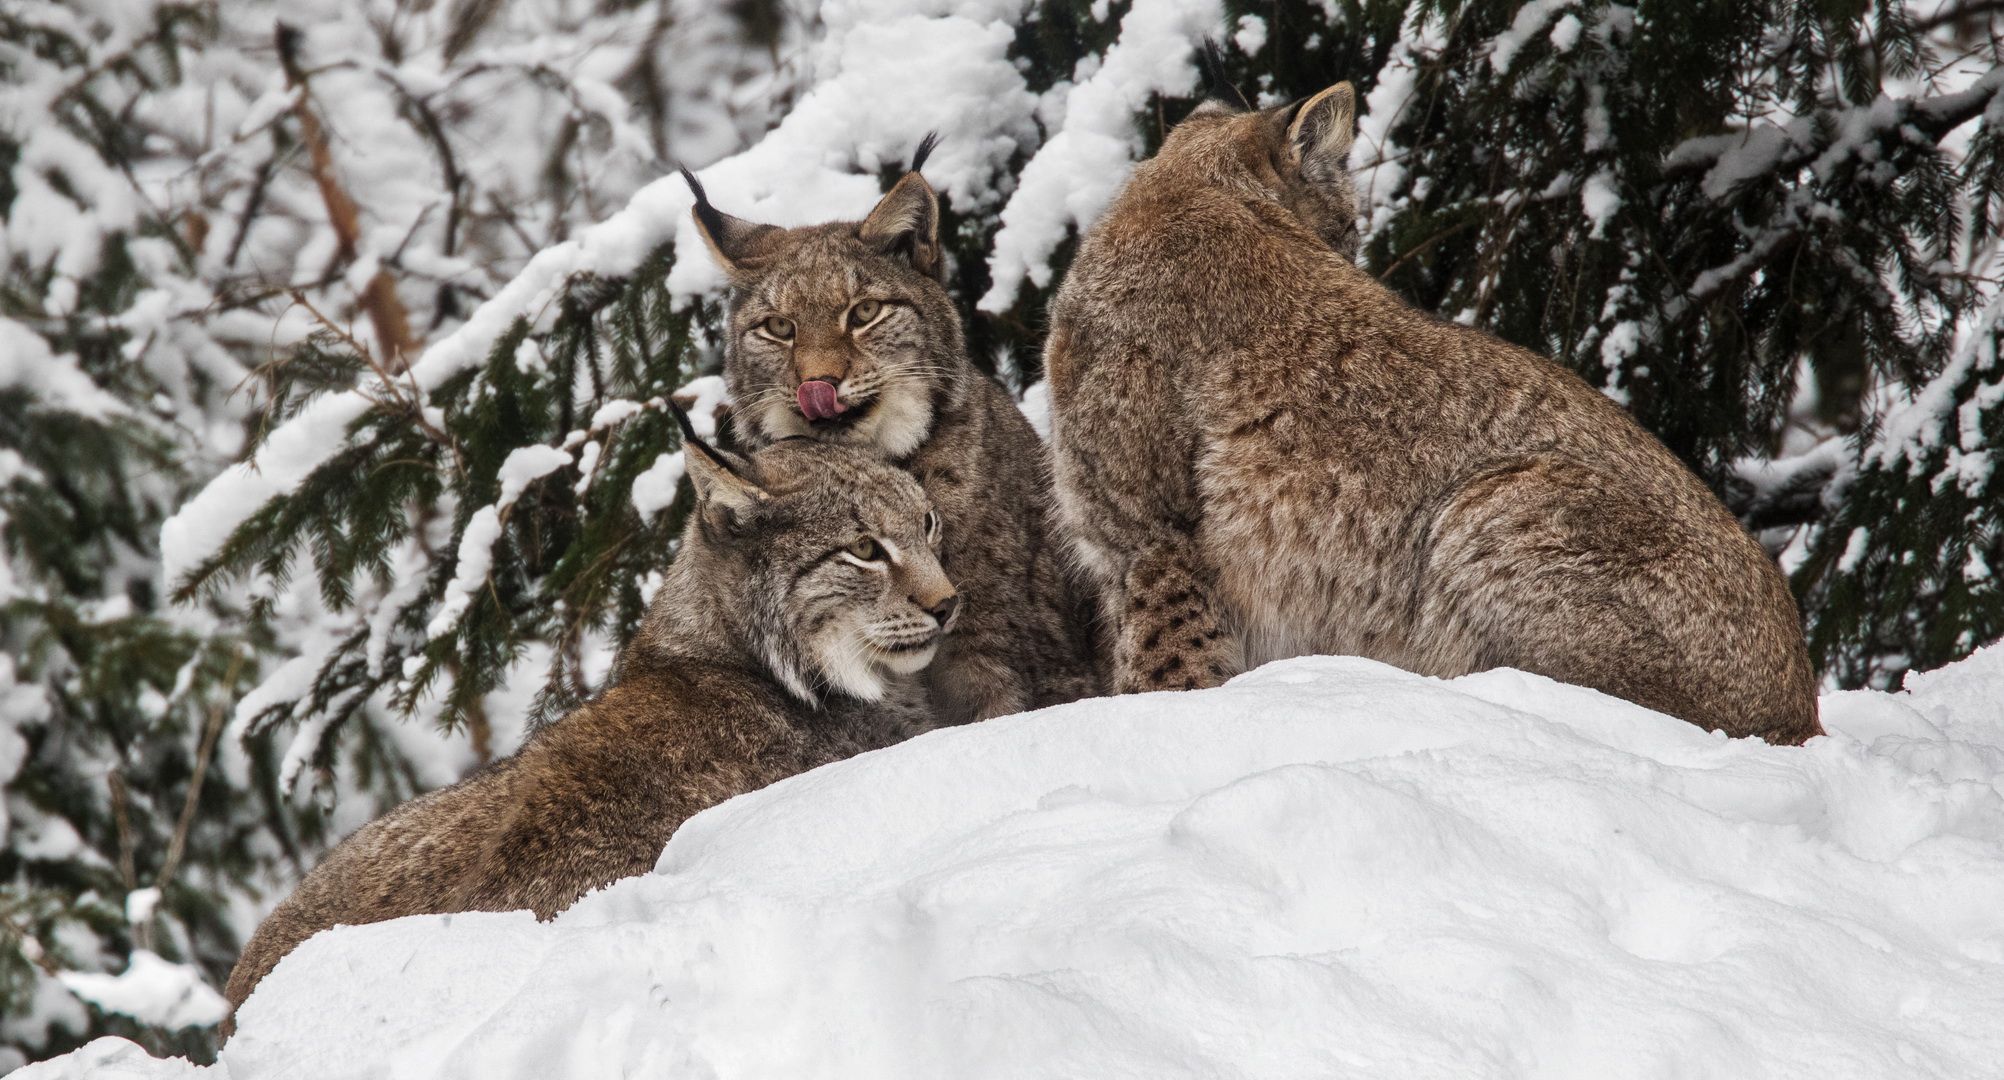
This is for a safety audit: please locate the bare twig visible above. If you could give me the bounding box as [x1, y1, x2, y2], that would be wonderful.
[277, 22, 419, 371]
[1915, 0, 2004, 34]
[106, 770, 139, 895]
[377, 73, 466, 257]
[106, 767, 147, 951]
[154, 645, 249, 899]
[1375, 216, 1480, 283]
[284, 289, 451, 446]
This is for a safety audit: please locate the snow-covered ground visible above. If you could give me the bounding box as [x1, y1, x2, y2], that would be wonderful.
[27, 646, 2004, 1078]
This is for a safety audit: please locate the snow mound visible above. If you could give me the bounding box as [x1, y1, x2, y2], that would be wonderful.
[54, 951, 228, 1031]
[31, 649, 2004, 1078]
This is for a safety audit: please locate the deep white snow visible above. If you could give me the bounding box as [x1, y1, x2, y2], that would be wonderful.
[27, 645, 2004, 1078]
[54, 952, 228, 1033]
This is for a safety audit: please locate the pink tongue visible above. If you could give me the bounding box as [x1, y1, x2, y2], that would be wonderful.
[798, 380, 847, 420]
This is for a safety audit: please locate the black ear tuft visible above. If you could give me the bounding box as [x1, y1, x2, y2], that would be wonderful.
[669, 398, 737, 477]
[911, 132, 939, 174]
[673, 398, 770, 516]
[1198, 41, 1253, 112]
[680, 167, 729, 250]
[667, 395, 703, 446]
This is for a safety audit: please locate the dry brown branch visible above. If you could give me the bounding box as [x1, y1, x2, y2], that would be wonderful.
[154, 645, 249, 899]
[277, 22, 420, 372]
[106, 768, 146, 950]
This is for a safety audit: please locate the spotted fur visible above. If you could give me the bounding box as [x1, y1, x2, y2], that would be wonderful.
[223, 439, 955, 1032]
[687, 159, 1101, 724]
[1045, 83, 1820, 744]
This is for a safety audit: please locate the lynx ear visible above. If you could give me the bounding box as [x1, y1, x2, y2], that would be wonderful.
[672, 402, 768, 520]
[681, 167, 777, 277]
[858, 135, 943, 279]
[1287, 82, 1356, 178]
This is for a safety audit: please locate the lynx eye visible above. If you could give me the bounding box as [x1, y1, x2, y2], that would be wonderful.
[923, 511, 941, 543]
[847, 299, 883, 329]
[846, 537, 883, 562]
[760, 315, 795, 341]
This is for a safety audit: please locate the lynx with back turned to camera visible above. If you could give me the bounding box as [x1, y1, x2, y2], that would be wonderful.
[1043, 81, 1820, 743]
[683, 142, 1099, 724]
[222, 432, 958, 1032]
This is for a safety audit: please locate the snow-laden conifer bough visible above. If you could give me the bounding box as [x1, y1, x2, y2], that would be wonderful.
[28, 645, 2004, 1079]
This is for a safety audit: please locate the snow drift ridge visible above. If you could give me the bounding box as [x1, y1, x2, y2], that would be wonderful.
[32, 647, 2004, 1078]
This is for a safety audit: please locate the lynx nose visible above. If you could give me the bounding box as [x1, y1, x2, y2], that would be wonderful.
[922, 594, 960, 629]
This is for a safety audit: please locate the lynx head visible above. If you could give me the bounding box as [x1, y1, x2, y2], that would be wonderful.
[683, 140, 962, 460]
[1168, 79, 1361, 260]
[663, 417, 958, 704]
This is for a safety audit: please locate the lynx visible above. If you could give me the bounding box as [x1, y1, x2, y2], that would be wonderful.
[1043, 82, 1821, 744]
[682, 144, 1099, 724]
[222, 430, 957, 1030]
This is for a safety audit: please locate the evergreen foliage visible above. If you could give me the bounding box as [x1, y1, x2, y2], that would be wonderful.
[174, 249, 713, 734]
[0, 27, 256, 1075]
[1, 0, 2000, 1067]
[1802, 303, 2003, 685]
[0, 0, 769, 1062]
[1197, 0, 2004, 684]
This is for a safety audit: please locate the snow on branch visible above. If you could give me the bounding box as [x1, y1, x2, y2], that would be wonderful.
[979, 0, 1224, 312]
[1663, 66, 2004, 198]
[1867, 289, 2004, 480]
[160, 0, 1046, 587]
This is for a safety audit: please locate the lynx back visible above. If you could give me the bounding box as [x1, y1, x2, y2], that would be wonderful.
[1044, 83, 1820, 744]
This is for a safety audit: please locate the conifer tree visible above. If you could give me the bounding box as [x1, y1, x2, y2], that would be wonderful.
[1186, 0, 2004, 687]
[2, 6, 290, 1064]
[5, 0, 2002, 1066]
[179, 0, 2004, 770]
[1, 0, 777, 1062]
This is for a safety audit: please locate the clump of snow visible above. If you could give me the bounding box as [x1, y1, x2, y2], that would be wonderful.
[425, 508, 505, 642]
[427, 445, 574, 640]
[33, 649, 2004, 1077]
[1867, 291, 2004, 480]
[1354, 11, 1447, 232]
[1488, 0, 1574, 73]
[1548, 13, 1583, 53]
[13, 1037, 208, 1080]
[159, 393, 373, 588]
[633, 375, 733, 521]
[0, 654, 46, 841]
[979, 0, 1223, 312]
[55, 951, 229, 1031]
[1017, 379, 1052, 441]
[672, 375, 731, 439]
[629, 453, 687, 523]
[123, 888, 162, 926]
[0, 318, 128, 421]
[1579, 169, 1619, 236]
[1232, 14, 1267, 55]
[494, 446, 576, 510]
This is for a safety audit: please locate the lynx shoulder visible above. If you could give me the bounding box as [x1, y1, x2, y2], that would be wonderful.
[1045, 83, 1821, 744]
[222, 435, 957, 1031]
[682, 151, 1101, 725]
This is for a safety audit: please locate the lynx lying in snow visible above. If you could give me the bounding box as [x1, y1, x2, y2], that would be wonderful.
[682, 142, 1099, 725]
[1044, 82, 1821, 744]
[222, 431, 957, 1031]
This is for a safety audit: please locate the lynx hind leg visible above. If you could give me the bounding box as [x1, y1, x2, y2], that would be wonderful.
[1412, 456, 1820, 743]
[1114, 541, 1240, 693]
